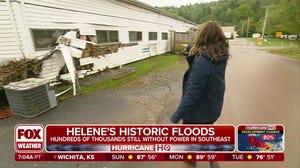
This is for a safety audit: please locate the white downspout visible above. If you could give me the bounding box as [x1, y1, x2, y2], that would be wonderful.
[6, 0, 25, 58]
[59, 45, 77, 96]
[18, 0, 32, 57]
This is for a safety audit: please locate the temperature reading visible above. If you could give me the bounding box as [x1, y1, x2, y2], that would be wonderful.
[207, 154, 217, 160]
[147, 154, 157, 160]
[256, 154, 265, 160]
[137, 154, 146, 160]
[196, 154, 206, 160]
[267, 154, 275, 160]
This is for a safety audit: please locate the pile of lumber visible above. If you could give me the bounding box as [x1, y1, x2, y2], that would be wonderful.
[82, 42, 138, 58]
[0, 58, 43, 87]
[0, 42, 139, 87]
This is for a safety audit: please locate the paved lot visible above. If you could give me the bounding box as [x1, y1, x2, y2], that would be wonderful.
[0, 39, 299, 168]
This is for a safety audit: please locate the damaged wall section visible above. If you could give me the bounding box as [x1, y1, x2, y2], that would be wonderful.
[0, 0, 196, 82]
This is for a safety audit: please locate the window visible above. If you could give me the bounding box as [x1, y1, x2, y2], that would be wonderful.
[129, 31, 142, 42]
[96, 30, 119, 43]
[149, 32, 157, 40]
[31, 29, 67, 50]
[162, 33, 168, 40]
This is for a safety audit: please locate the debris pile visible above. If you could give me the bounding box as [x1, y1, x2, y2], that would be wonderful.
[82, 42, 138, 57]
[0, 58, 43, 87]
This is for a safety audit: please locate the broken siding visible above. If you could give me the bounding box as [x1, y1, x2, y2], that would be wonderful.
[22, 2, 156, 57]
[0, 1, 22, 63]
[3, 0, 194, 77]
[39, 51, 65, 80]
[21, 0, 193, 51]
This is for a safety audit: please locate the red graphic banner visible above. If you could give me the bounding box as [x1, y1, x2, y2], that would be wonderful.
[46, 125, 235, 145]
[15, 152, 284, 161]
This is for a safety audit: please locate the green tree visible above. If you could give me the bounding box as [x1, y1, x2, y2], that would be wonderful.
[268, 0, 300, 34]
[160, 0, 298, 37]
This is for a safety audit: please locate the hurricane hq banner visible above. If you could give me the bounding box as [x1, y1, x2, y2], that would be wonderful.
[14, 124, 284, 161]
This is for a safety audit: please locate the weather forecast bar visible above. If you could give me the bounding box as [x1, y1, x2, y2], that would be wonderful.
[14, 124, 285, 162]
[45, 125, 235, 144]
[15, 152, 284, 161]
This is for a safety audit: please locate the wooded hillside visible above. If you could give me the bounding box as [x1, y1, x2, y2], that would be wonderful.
[160, 0, 300, 36]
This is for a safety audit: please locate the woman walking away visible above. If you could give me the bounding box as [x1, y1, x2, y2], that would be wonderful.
[171, 21, 229, 168]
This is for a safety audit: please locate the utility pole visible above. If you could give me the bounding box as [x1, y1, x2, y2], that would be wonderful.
[246, 18, 250, 38]
[262, 6, 272, 39]
[241, 21, 245, 38]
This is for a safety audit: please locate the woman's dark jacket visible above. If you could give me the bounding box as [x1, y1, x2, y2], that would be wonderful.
[171, 52, 228, 124]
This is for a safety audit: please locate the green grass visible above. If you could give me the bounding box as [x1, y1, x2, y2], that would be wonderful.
[247, 37, 299, 47]
[57, 54, 184, 100]
[265, 48, 300, 59]
[246, 38, 300, 59]
[267, 39, 299, 47]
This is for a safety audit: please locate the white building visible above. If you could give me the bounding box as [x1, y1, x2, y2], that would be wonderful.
[0, 0, 196, 80]
[221, 26, 235, 39]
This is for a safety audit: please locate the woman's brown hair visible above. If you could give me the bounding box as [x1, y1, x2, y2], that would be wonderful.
[191, 21, 229, 60]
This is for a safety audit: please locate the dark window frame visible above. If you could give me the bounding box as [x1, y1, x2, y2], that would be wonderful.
[149, 32, 157, 41]
[96, 30, 119, 44]
[31, 29, 68, 51]
[162, 32, 168, 40]
[129, 31, 143, 42]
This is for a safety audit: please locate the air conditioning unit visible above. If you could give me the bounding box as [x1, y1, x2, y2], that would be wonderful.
[4, 78, 57, 118]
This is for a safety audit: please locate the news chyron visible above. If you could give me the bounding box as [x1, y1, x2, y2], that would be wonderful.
[14, 124, 284, 161]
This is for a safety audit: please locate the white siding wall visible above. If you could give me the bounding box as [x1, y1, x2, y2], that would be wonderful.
[39, 51, 65, 80]
[0, 1, 23, 64]
[2, 0, 195, 73]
